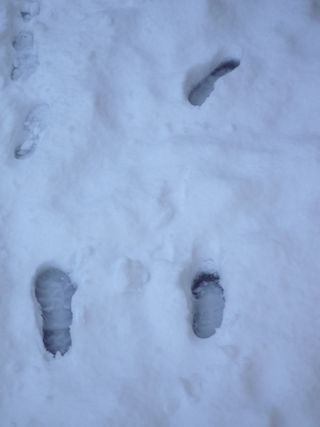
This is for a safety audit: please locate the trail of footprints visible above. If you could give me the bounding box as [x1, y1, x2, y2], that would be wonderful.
[8, 3, 233, 355]
[10, 0, 240, 159]
[11, 0, 40, 81]
[34, 263, 225, 356]
[11, 0, 48, 159]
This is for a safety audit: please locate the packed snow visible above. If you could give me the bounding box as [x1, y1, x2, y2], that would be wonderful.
[1, 0, 320, 426]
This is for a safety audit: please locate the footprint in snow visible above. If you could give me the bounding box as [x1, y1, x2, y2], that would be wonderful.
[15, 104, 49, 159]
[191, 270, 225, 338]
[35, 267, 76, 356]
[20, 0, 40, 22]
[12, 31, 34, 51]
[11, 31, 38, 80]
[188, 59, 240, 106]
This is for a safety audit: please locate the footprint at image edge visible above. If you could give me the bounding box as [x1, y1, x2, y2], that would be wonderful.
[20, 0, 40, 22]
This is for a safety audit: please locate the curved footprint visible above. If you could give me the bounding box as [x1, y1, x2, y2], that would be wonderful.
[35, 268, 76, 356]
[192, 272, 225, 338]
[188, 59, 240, 106]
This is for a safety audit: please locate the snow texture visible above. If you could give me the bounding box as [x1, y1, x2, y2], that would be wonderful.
[1, 0, 320, 426]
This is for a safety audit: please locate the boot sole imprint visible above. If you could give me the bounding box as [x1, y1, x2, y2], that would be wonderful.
[35, 268, 76, 355]
[192, 272, 225, 338]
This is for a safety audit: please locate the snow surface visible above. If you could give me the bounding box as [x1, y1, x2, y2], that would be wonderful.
[1, 0, 320, 426]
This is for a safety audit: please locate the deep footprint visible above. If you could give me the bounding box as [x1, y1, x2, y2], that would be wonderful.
[192, 272, 225, 338]
[35, 268, 76, 356]
[188, 59, 240, 106]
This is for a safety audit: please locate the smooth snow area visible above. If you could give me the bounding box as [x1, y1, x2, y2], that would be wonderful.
[1, 0, 320, 426]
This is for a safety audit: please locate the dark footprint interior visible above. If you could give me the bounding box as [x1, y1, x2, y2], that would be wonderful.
[192, 272, 225, 338]
[14, 143, 36, 160]
[188, 59, 240, 106]
[35, 268, 76, 356]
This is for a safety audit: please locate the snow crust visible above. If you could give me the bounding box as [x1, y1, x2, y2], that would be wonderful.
[1, 0, 320, 426]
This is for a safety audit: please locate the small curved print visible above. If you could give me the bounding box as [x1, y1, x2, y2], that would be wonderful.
[192, 272, 225, 338]
[188, 59, 240, 106]
[35, 267, 76, 356]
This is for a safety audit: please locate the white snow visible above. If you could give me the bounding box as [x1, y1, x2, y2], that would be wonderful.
[1, 0, 320, 426]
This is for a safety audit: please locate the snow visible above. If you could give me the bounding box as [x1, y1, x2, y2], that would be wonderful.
[1, 0, 320, 426]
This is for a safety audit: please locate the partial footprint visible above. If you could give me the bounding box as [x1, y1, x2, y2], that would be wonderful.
[20, 0, 40, 22]
[15, 104, 49, 159]
[188, 59, 240, 106]
[35, 267, 76, 356]
[11, 30, 38, 80]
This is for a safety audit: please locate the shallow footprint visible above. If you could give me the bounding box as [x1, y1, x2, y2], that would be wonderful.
[192, 271, 225, 338]
[35, 267, 76, 356]
[12, 31, 34, 51]
[11, 31, 38, 81]
[188, 59, 240, 106]
[15, 104, 49, 159]
[20, 0, 40, 22]
[11, 52, 39, 81]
